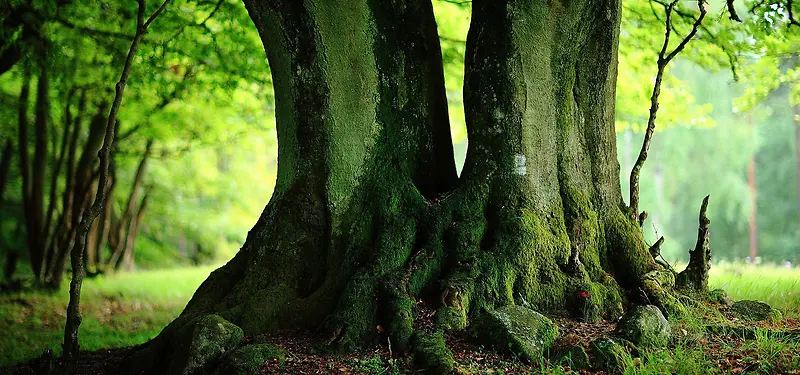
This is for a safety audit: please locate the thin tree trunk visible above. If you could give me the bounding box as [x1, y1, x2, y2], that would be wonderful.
[0, 138, 12, 204]
[121, 191, 148, 272]
[109, 141, 152, 270]
[43, 88, 75, 257]
[62, 0, 171, 368]
[17, 64, 42, 282]
[32, 66, 49, 280]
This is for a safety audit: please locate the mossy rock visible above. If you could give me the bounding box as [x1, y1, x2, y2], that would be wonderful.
[411, 331, 455, 375]
[730, 300, 782, 323]
[470, 305, 558, 362]
[168, 314, 244, 375]
[562, 344, 591, 371]
[708, 289, 732, 306]
[591, 337, 628, 373]
[434, 307, 467, 331]
[615, 305, 670, 348]
[212, 343, 284, 375]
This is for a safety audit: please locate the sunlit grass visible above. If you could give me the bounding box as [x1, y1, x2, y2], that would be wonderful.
[709, 262, 800, 317]
[0, 266, 216, 365]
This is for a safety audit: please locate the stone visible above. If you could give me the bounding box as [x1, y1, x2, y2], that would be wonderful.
[730, 300, 782, 323]
[212, 343, 284, 375]
[563, 344, 591, 371]
[591, 337, 628, 373]
[615, 305, 670, 348]
[168, 314, 244, 375]
[470, 305, 558, 362]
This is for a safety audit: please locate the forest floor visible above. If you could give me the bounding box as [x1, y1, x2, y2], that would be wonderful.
[0, 263, 798, 374]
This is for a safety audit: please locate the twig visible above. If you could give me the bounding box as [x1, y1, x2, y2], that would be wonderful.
[61, 0, 171, 371]
[629, 0, 707, 219]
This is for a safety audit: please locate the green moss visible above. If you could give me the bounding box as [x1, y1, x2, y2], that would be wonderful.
[387, 292, 415, 351]
[471, 305, 558, 362]
[411, 331, 455, 375]
[615, 305, 670, 348]
[213, 343, 284, 375]
[434, 306, 468, 331]
[603, 209, 657, 288]
[169, 314, 244, 375]
[708, 289, 732, 306]
[591, 337, 628, 373]
[562, 344, 591, 371]
[643, 270, 676, 289]
[730, 300, 782, 323]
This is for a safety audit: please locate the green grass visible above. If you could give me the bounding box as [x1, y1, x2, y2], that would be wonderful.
[0, 263, 798, 370]
[709, 262, 800, 317]
[0, 266, 215, 365]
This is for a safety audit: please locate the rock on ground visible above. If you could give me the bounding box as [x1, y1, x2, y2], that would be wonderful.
[730, 300, 782, 323]
[168, 314, 244, 375]
[470, 305, 558, 362]
[615, 305, 670, 348]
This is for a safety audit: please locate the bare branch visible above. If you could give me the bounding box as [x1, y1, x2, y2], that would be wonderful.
[629, 0, 707, 219]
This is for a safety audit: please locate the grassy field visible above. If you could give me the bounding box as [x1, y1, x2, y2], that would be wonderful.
[0, 263, 798, 368]
[0, 266, 216, 365]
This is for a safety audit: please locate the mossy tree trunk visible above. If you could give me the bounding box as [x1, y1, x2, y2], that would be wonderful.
[139, 0, 678, 368]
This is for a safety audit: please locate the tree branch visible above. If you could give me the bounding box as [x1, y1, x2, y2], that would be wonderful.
[629, 0, 707, 220]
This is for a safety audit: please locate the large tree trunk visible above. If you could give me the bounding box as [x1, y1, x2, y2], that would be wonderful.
[135, 0, 673, 371]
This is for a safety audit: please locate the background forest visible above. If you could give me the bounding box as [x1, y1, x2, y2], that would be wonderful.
[0, 0, 799, 368]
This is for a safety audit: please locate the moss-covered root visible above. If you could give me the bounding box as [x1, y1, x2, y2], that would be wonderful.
[411, 331, 455, 375]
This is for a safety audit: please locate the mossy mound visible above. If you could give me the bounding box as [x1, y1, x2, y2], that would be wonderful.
[730, 300, 782, 323]
[590, 337, 629, 373]
[562, 344, 591, 371]
[168, 314, 244, 375]
[615, 305, 670, 348]
[470, 305, 558, 362]
[708, 289, 732, 306]
[411, 331, 455, 375]
[212, 343, 284, 375]
[434, 306, 467, 331]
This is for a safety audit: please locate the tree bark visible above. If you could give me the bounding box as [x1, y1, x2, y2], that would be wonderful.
[135, 0, 677, 370]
